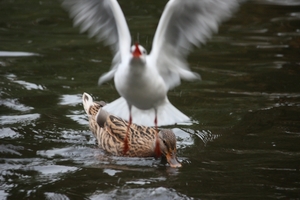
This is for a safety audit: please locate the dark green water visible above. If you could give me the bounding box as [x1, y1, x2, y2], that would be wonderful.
[1, 0, 300, 199]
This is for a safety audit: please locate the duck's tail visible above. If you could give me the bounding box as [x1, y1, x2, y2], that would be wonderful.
[82, 92, 94, 115]
[82, 92, 106, 116]
[103, 97, 192, 127]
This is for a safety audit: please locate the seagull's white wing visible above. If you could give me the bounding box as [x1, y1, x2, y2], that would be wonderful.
[149, 0, 239, 89]
[62, 0, 131, 84]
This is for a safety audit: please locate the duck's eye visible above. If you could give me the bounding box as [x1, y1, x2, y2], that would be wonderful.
[163, 140, 167, 146]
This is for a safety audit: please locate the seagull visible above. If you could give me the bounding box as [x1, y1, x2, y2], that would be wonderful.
[62, 0, 238, 155]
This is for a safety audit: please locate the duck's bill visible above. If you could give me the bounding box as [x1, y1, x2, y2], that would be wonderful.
[166, 152, 182, 168]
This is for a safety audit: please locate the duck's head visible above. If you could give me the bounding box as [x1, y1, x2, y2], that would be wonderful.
[158, 129, 182, 168]
[130, 42, 147, 63]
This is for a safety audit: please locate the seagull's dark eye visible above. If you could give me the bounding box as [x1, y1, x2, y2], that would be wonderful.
[142, 50, 147, 54]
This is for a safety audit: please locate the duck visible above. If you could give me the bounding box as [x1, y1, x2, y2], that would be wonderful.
[82, 92, 182, 168]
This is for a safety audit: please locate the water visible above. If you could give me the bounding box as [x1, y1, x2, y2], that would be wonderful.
[1, 0, 300, 199]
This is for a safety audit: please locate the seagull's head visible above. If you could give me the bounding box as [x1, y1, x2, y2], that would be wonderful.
[130, 42, 147, 61]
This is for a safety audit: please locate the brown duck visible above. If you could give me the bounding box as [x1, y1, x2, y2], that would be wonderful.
[82, 93, 181, 168]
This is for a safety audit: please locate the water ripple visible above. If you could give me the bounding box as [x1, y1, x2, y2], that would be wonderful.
[0, 98, 33, 112]
[44, 193, 70, 200]
[0, 144, 23, 155]
[5, 74, 46, 90]
[90, 187, 191, 200]
[0, 113, 40, 125]
[254, 0, 300, 6]
[59, 94, 82, 106]
[32, 165, 78, 175]
[0, 51, 39, 57]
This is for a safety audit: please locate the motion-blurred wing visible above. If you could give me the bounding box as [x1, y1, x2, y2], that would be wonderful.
[62, 0, 131, 83]
[149, 0, 239, 89]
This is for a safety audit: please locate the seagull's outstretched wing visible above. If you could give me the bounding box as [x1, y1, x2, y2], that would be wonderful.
[62, 0, 131, 84]
[149, 0, 239, 89]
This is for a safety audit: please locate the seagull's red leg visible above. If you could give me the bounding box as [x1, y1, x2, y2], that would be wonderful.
[123, 105, 132, 155]
[154, 109, 161, 158]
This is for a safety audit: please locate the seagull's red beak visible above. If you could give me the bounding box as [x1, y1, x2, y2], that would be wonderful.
[132, 42, 142, 57]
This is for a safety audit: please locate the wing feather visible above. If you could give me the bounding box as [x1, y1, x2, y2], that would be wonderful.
[62, 0, 132, 83]
[149, 0, 239, 89]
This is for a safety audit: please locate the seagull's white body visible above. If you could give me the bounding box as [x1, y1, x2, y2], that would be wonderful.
[62, 0, 239, 126]
[115, 63, 166, 111]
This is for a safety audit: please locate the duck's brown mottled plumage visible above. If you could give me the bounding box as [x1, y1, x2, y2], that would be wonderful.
[82, 92, 181, 167]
